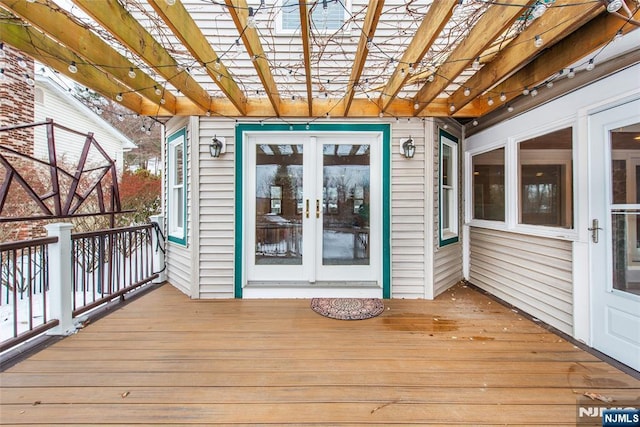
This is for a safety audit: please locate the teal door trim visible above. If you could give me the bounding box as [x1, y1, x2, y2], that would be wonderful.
[234, 123, 391, 298]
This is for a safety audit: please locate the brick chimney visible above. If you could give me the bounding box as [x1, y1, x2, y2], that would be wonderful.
[0, 43, 35, 155]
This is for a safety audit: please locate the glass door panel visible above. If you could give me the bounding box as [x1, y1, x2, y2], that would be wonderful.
[255, 144, 303, 265]
[321, 144, 370, 266]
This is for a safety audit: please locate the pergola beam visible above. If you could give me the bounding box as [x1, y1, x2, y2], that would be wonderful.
[379, 0, 457, 112]
[413, 0, 536, 115]
[298, 0, 313, 116]
[148, 0, 247, 115]
[225, 0, 281, 115]
[456, 8, 640, 117]
[72, 0, 212, 114]
[0, 0, 176, 114]
[2, 23, 154, 115]
[342, 0, 385, 116]
[448, 0, 602, 111]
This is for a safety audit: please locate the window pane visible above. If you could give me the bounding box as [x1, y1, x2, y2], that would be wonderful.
[472, 148, 505, 221]
[282, 0, 345, 30]
[174, 143, 183, 186]
[518, 127, 572, 228]
[442, 144, 451, 187]
[442, 188, 450, 229]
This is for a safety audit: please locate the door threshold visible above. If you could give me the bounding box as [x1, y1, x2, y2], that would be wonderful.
[243, 281, 382, 299]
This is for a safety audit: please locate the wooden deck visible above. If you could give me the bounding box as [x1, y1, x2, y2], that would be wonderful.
[1, 283, 639, 425]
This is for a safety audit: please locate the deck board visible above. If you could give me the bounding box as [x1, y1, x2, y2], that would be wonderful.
[1, 283, 639, 425]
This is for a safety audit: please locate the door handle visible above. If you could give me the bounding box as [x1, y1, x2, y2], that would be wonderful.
[588, 219, 603, 243]
[305, 199, 310, 218]
[316, 200, 320, 218]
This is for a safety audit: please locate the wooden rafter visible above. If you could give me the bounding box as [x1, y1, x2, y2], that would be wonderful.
[225, 0, 281, 116]
[456, 8, 640, 117]
[72, 0, 211, 114]
[148, 0, 247, 115]
[413, 0, 536, 115]
[379, 0, 457, 112]
[0, 0, 176, 115]
[298, 0, 312, 116]
[448, 0, 602, 111]
[2, 23, 156, 115]
[342, 0, 385, 116]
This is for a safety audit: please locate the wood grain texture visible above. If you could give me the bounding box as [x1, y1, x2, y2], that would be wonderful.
[1, 283, 638, 425]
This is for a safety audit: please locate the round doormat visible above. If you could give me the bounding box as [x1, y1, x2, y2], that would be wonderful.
[310, 297, 384, 320]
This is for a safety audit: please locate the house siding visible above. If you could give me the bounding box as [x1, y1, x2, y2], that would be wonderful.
[165, 118, 192, 297]
[432, 120, 464, 298]
[469, 228, 573, 334]
[197, 118, 236, 298]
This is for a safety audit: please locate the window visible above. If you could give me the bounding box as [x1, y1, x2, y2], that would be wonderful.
[279, 0, 348, 33]
[518, 127, 573, 228]
[439, 129, 458, 245]
[168, 128, 187, 245]
[472, 148, 505, 221]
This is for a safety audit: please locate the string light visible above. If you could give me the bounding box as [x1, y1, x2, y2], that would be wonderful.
[449, 103, 455, 112]
[472, 119, 479, 126]
[128, 67, 136, 79]
[568, 68, 575, 79]
[586, 59, 595, 71]
[522, 87, 530, 96]
[206, 110, 211, 116]
[408, 63, 416, 75]
[507, 105, 514, 112]
[379, 112, 384, 118]
[215, 59, 221, 70]
[68, 61, 78, 74]
[534, 35, 543, 48]
[0, 69, 5, 81]
[414, 102, 420, 110]
[322, 0, 328, 17]
[116, 93, 123, 102]
[463, 87, 471, 97]
[326, 112, 330, 120]
[427, 74, 434, 83]
[472, 57, 480, 70]
[160, 98, 166, 105]
[247, 7, 256, 28]
[0, 43, 5, 59]
[366, 38, 373, 50]
[605, 0, 623, 13]
[154, 86, 162, 96]
[235, 39, 241, 53]
[165, 0, 176, 5]
[18, 57, 27, 68]
[487, 97, 494, 106]
[499, 92, 506, 102]
[305, 123, 310, 130]
[546, 80, 554, 88]
[25, 74, 34, 86]
[117, 114, 124, 122]
[530, 88, 538, 97]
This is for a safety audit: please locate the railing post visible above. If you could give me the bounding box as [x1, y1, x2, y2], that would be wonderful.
[150, 215, 166, 284]
[45, 223, 76, 336]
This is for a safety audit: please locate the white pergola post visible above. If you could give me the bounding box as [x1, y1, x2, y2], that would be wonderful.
[45, 223, 76, 336]
[150, 215, 166, 284]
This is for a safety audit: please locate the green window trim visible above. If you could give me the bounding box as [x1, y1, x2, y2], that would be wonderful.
[167, 128, 187, 246]
[234, 123, 391, 298]
[439, 128, 459, 247]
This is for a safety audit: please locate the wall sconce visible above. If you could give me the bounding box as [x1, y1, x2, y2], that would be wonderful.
[401, 137, 415, 159]
[209, 135, 226, 158]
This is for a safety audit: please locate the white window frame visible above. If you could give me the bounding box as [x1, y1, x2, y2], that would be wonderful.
[276, 0, 351, 35]
[439, 129, 459, 246]
[167, 128, 187, 245]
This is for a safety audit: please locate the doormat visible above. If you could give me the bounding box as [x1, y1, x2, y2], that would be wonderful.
[310, 298, 384, 320]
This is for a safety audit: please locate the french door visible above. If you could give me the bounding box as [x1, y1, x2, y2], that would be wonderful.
[589, 99, 640, 371]
[245, 133, 381, 289]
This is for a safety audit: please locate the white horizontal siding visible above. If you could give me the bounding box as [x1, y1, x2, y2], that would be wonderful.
[433, 121, 464, 297]
[469, 227, 573, 334]
[164, 118, 193, 297]
[391, 119, 427, 299]
[197, 118, 236, 298]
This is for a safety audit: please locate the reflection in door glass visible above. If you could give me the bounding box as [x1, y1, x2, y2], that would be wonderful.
[255, 144, 303, 265]
[610, 123, 640, 295]
[322, 144, 370, 265]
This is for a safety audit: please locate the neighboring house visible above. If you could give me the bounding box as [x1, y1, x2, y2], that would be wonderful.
[34, 74, 136, 173]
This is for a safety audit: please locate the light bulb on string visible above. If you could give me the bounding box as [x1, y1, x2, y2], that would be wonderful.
[0, 43, 5, 59]
[160, 98, 166, 105]
[128, 67, 136, 79]
[530, 2, 547, 19]
[499, 92, 506, 102]
[534, 35, 543, 48]
[154, 86, 162, 96]
[463, 87, 471, 97]
[235, 39, 241, 53]
[68, 61, 78, 74]
[427, 74, 434, 83]
[487, 97, 494, 106]
[530, 88, 538, 97]
[567, 68, 575, 79]
[414, 102, 420, 110]
[586, 59, 595, 71]
[472, 119, 479, 126]
[25, 74, 34, 86]
[366, 38, 373, 50]
[322, 0, 328, 18]
[472, 57, 480, 70]
[522, 87, 530, 96]
[165, 0, 176, 5]
[247, 7, 256, 28]
[546, 80, 554, 88]
[449, 103, 455, 113]
[117, 114, 124, 122]
[116, 93, 123, 102]
[215, 59, 221, 70]
[18, 57, 28, 68]
[507, 105, 514, 113]
[0, 69, 5, 81]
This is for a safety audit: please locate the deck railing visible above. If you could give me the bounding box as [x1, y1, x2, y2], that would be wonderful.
[0, 218, 165, 354]
[0, 237, 60, 352]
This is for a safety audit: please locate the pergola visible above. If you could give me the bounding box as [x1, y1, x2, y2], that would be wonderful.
[1, 0, 639, 129]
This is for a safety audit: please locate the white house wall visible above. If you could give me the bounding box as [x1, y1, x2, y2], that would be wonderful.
[465, 63, 640, 337]
[432, 119, 464, 298]
[34, 81, 130, 172]
[183, 117, 461, 298]
[164, 118, 193, 297]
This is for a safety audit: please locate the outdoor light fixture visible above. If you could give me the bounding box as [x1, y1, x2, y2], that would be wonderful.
[401, 137, 415, 159]
[210, 135, 226, 158]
